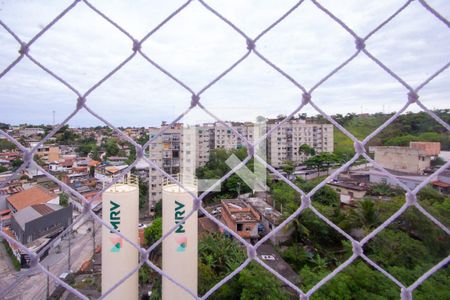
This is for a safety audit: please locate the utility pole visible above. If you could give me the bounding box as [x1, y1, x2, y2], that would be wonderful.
[46, 265, 50, 299]
[92, 216, 96, 261]
[68, 230, 71, 271]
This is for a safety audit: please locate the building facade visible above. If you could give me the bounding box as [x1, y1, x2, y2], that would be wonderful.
[370, 146, 431, 174]
[220, 199, 260, 241]
[10, 203, 72, 245]
[146, 118, 333, 206]
[267, 119, 333, 168]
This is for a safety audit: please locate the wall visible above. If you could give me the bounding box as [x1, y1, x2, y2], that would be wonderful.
[410, 142, 440, 156]
[372, 146, 430, 174]
[11, 205, 72, 244]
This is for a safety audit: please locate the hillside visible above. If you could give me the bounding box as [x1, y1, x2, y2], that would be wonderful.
[332, 110, 450, 155]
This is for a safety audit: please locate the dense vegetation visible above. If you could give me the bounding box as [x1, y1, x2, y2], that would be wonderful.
[140, 180, 449, 299]
[198, 234, 290, 299]
[196, 148, 255, 203]
[332, 110, 450, 156]
[271, 178, 450, 299]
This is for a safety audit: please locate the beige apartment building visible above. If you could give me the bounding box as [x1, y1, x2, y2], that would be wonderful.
[147, 119, 333, 206]
[267, 118, 333, 168]
[148, 123, 183, 207]
[28, 141, 61, 162]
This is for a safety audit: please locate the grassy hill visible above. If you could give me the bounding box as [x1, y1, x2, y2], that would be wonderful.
[332, 110, 450, 155]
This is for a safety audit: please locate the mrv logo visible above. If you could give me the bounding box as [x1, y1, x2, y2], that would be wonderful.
[109, 200, 122, 253]
[175, 200, 187, 252]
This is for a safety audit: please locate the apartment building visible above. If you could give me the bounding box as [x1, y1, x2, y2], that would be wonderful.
[148, 122, 183, 208]
[213, 122, 255, 150]
[267, 118, 333, 168]
[195, 123, 215, 167]
[146, 118, 333, 206]
[28, 141, 61, 162]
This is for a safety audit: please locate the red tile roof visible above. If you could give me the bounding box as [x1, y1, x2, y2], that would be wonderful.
[6, 186, 57, 211]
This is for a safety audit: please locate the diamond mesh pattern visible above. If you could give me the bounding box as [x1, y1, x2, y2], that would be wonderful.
[0, 0, 449, 299]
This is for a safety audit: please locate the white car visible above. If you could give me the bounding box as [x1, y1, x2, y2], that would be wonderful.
[211, 207, 222, 215]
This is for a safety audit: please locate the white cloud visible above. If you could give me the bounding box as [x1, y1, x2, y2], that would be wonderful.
[0, 0, 448, 126]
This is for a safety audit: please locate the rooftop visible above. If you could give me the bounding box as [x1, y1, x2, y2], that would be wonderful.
[328, 180, 368, 191]
[13, 203, 62, 230]
[221, 199, 260, 223]
[6, 186, 57, 211]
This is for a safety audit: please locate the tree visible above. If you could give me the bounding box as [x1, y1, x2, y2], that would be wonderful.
[299, 262, 399, 299]
[0, 165, 7, 173]
[139, 180, 148, 210]
[91, 148, 100, 161]
[299, 143, 316, 157]
[369, 182, 402, 197]
[304, 152, 339, 175]
[11, 159, 23, 170]
[144, 218, 162, 247]
[126, 143, 136, 165]
[104, 139, 120, 157]
[0, 139, 16, 151]
[59, 193, 69, 207]
[137, 134, 149, 146]
[339, 199, 378, 233]
[196, 148, 254, 202]
[239, 263, 290, 300]
[281, 160, 295, 177]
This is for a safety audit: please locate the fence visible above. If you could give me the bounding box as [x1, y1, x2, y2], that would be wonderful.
[0, 0, 449, 299]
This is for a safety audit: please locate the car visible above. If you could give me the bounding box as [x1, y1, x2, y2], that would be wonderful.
[211, 207, 222, 215]
[261, 254, 276, 261]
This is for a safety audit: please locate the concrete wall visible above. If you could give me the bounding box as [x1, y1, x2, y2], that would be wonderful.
[410, 142, 440, 156]
[372, 146, 430, 174]
[327, 185, 366, 201]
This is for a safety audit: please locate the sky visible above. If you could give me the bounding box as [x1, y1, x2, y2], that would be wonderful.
[0, 0, 449, 127]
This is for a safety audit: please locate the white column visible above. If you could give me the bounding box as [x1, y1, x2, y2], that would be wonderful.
[102, 181, 139, 300]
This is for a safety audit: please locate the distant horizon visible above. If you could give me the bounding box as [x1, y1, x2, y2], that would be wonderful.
[3, 106, 449, 128]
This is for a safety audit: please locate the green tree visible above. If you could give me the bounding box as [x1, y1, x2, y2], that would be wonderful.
[281, 160, 295, 177]
[138, 180, 148, 210]
[239, 263, 290, 300]
[196, 148, 254, 202]
[104, 139, 120, 157]
[144, 218, 162, 247]
[300, 261, 399, 299]
[304, 152, 339, 174]
[0, 139, 16, 151]
[59, 193, 69, 207]
[299, 143, 316, 156]
[11, 159, 23, 170]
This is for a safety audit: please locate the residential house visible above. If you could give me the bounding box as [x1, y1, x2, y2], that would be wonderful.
[6, 186, 60, 213]
[220, 199, 261, 242]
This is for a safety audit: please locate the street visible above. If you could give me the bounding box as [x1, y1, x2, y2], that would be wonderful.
[0, 216, 101, 300]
